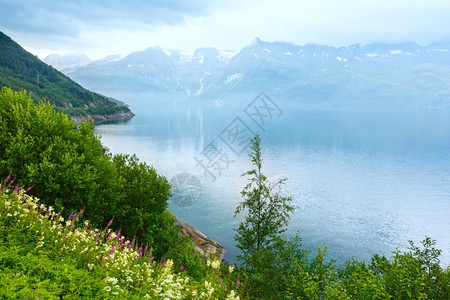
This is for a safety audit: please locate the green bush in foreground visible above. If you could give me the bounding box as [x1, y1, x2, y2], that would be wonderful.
[0, 184, 243, 299]
[0, 87, 176, 259]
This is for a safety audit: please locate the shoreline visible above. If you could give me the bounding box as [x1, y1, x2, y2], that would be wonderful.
[175, 217, 224, 259]
[71, 111, 135, 124]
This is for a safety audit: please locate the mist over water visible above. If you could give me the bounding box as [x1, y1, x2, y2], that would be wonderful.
[94, 94, 450, 266]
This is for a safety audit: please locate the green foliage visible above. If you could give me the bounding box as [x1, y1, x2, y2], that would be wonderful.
[110, 154, 174, 257]
[0, 87, 173, 262]
[0, 245, 108, 299]
[165, 235, 209, 281]
[235, 134, 294, 265]
[0, 31, 130, 117]
[235, 134, 297, 298]
[408, 236, 447, 299]
[0, 186, 243, 299]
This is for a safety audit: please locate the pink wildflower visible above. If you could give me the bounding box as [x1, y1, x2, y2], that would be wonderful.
[107, 218, 113, 227]
[180, 265, 185, 271]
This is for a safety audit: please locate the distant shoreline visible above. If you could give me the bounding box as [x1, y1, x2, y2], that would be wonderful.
[72, 111, 135, 124]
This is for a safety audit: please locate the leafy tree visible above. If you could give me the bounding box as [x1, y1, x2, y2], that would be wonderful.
[235, 134, 294, 267]
[234, 134, 296, 298]
[0, 87, 175, 260]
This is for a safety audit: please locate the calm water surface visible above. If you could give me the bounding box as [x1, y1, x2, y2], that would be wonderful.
[94, 96, 450, 266]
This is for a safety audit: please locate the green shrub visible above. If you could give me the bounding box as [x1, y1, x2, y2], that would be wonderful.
[0, 87, 173, 260]
[0, 183, 242, 299]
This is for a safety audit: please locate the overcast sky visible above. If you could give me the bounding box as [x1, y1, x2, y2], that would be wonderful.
[1, 0, 450, 60]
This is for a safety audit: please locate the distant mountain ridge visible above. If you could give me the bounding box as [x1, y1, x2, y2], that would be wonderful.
[0, 31, 134, 121]
[68, 38, 450, 109]
[44, 53, 91, 72]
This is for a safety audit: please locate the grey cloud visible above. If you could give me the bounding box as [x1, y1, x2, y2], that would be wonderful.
[0, 0, 220, 36]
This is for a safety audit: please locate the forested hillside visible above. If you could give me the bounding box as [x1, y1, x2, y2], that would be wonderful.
[0, 31, 133, 119]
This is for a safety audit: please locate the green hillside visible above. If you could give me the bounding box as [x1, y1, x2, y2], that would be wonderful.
[0, 31, 132, 118]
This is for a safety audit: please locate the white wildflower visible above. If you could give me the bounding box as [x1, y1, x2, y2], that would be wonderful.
[211, 259, 221, 270]
[165, 259, 173, 269]
[107, 277, 118, 285]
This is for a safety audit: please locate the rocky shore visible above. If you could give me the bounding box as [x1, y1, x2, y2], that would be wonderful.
[71, 111, 135, 124]
[175, 218, 224, 259]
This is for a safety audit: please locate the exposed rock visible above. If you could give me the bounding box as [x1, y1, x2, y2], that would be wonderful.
[71, 111, 135, 124]
[175, 218, 224, 259]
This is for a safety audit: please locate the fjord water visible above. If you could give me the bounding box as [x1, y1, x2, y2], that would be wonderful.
[94, 96, 450, 266]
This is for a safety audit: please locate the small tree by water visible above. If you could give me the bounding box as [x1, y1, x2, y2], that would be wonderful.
[234, 134, 294, 269]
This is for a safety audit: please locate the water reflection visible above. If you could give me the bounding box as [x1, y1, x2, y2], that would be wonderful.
[95, 98, 450, 265]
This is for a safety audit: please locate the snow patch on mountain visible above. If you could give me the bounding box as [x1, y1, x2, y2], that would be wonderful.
[196, 78, 204, 95]
[389, 50, 414, 55]
[224, 73, 244, 84]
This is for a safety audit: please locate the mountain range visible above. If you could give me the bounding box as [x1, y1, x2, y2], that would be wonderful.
[55, 38, 450, 109]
